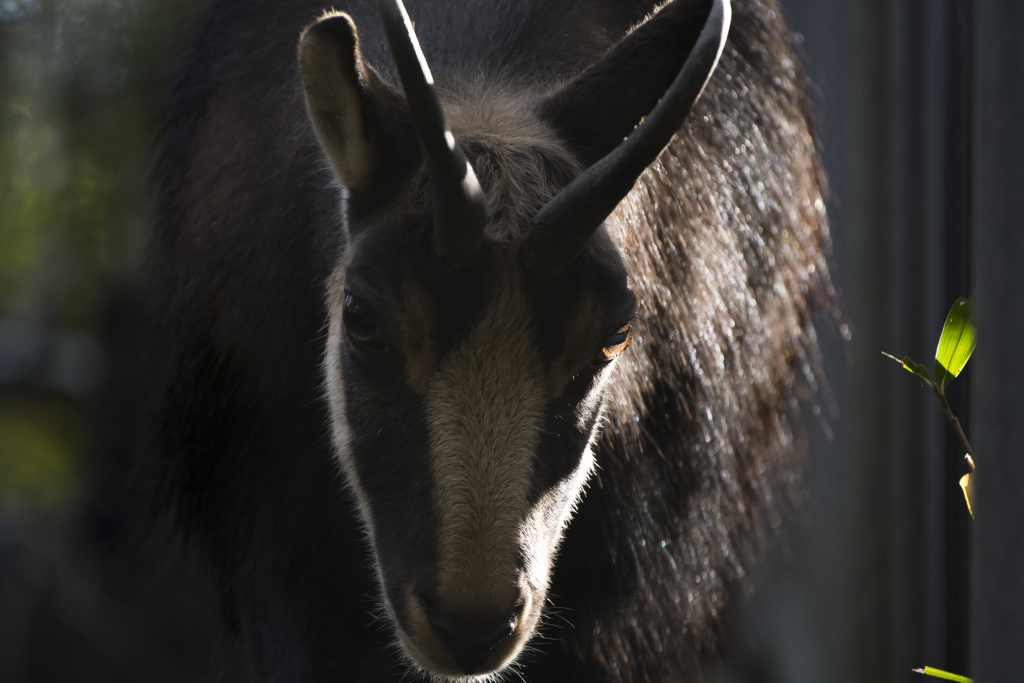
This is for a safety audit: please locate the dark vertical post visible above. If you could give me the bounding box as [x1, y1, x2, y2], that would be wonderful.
[888, 1, 930, 675]
[847, 1, 897, 674]
[940, 0, 973, 675]
[971, 1, 1024, 678]
[847, 0, 947, 677]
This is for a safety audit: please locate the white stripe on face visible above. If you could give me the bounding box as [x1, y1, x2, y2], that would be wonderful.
[324, 265, 368, 524]
[425, 269, 545, 617]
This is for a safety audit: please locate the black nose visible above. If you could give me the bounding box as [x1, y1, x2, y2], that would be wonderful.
[427, 604, 519, 675]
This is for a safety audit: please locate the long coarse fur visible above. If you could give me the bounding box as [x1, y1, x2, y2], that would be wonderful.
[145, 0, 832, 680]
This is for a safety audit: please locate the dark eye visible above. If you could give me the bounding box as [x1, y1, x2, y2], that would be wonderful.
[597, 323, 632, 363]
[343, 290, 386, 352]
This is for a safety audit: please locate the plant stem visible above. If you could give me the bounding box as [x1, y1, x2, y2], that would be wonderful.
[931, 383, 976, 466]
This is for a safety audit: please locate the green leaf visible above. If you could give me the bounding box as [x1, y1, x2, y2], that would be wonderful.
[903, 356, 932, 383]
[934, 298, 976, 388]
[912, 666, 973, 682]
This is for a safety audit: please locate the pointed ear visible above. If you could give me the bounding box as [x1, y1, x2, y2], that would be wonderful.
[298, 12, 403, 191]
[538, 0, 714, 167]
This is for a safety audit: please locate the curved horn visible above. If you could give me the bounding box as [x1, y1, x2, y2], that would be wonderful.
[378, 0, 488, 270]
[522, 0, 731, 280]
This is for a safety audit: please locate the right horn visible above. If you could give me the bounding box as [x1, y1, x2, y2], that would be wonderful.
[522, 0, 731, 280]
[378, 0, 488, 271]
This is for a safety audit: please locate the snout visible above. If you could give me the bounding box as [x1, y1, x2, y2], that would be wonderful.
[400, 583, 535, 677]
[429, 607, 517, 674]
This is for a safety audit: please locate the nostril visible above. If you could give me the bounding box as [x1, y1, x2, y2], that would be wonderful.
[426, 603, 518, 675]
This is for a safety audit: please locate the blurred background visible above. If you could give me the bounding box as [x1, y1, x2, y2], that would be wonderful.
[1, 0, 1021, 681]
[0, 0, 229, 679]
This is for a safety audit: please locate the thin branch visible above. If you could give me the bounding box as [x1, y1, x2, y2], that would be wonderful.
[931, 383, 975, 465]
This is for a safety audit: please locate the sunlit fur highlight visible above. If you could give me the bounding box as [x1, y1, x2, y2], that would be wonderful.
[298, 12, 377, 190]
[443, 85, 583, 241]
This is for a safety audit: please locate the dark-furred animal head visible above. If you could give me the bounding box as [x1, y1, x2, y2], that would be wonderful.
[297, 0, 728, 678]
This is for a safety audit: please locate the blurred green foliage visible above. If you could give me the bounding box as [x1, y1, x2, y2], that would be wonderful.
[1, 0, 205, 512]
[1, 0, 205, 324]
[0, 396, 83, 513]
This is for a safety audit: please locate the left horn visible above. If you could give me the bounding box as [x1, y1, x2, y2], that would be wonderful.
[378, 0, 488, 270]
[522, 0, 731, 280]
